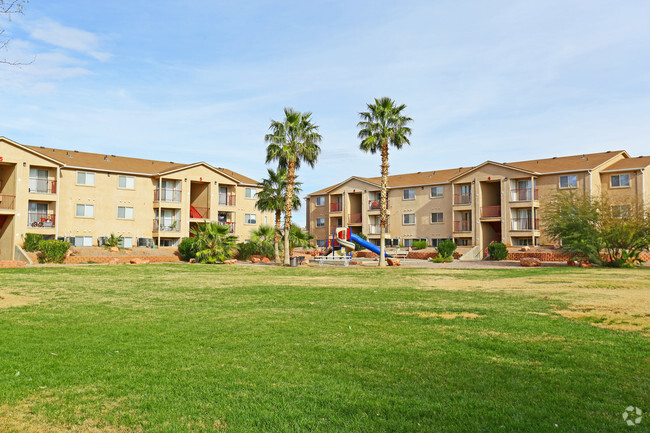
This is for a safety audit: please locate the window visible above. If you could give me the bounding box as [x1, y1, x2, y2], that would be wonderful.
[611, 205, 631, 218]
[610, 174, 630, 188]
[431, 212, 444, 223]
[430, 238, 448, 248]
[77, 171, 95, 186]
[120, 237, 134, 248]
[76, 204, 94, 218]
[74, 236, 93, 247]
[559, 175, 577, 188]
[430, 186, 443, 198]
[245, 214, 257, 224]
[403, 189, 415, 200]
[316, 240, 326, 248]
[512, 237, 533, 246]
[403, 213, 415, 225]
[455, 238, 471, 246]
[315, 196, 325, 206]
[118, 175, 135, 189]
[117, 206, 134, 219]
[245, 187, 257, 198]
[316, 218, 325, 227]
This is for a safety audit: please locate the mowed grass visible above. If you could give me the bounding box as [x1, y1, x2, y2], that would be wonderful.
[0, 265, 648, 432]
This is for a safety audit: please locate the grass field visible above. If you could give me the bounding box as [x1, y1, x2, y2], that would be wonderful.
[0, 264, 648, 432]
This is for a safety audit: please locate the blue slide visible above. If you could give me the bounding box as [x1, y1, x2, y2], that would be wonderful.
[349, 233, 392, 257]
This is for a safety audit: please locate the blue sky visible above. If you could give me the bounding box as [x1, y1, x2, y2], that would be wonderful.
[1, 0, 649, 226]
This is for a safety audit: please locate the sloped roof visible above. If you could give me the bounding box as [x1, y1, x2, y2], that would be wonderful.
[506, 150, 627, 173]
[600, 155, 650, 171]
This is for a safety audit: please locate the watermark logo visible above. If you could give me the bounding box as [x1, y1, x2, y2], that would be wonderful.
[622, 406, 643, 426]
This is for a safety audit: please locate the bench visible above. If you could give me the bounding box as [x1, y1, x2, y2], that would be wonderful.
[317, 255, 350, 267]
[386, 248, 409, 260]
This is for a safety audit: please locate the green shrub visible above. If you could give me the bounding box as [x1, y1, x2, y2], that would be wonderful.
[105, 233, 123, 248]
[412, 240, 428, 250]
[430, 255, 453, 263]
[488, 242, 508, 260]
[355, 233, 368, 251]
[437, 240, 457, 258]
[37, 240, 71, 264]
[23, 233, 44, 252]
[178, 237, 199, 261]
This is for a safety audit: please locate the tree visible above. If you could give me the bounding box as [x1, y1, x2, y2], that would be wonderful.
[543, 192, 650, 267]
[283, 223, 314, 255]
[190, 222, 238, 264]
[265, 108, 322, 266]
[1, 0, 29, 65]
[255, 168, 302, 263]
[358, 97, 413, 267]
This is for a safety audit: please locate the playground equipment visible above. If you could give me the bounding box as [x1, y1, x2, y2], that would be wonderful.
[326, 227, 391, 258]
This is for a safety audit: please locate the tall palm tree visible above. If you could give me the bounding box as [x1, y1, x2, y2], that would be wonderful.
[265, 108, 322, 266]
[255, 168, 302, 263]
[358, 97, 413, 267]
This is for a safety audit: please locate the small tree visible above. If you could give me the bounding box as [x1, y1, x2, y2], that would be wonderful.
[104, 233, 123, 248]
[190, 222, 238, 264]
[283, 224, 313, 255]
[436, 240, 457, 259]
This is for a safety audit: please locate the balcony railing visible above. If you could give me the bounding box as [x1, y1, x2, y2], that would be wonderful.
[511, 188, 538, 201]
[190, 206, 209, 219]
[454, 193, 471, 205]
[511, 218, 539, 231]
[348, 213, 362, 224]
[29, 178, 57, 194]
[330, 202, 342, 212]
[154, 219, 180, 232]
[481, 206, 501, 218]
[368, 199, 389, 210]
[218, 193, 236, 206]
[368, 224, 389, 234]
[453, 220, 472, 232]
[220, 222, 235, 233]
[0, 194, 16, 210]
[154, 188, 182, 202]
[28, 212, 56, 228]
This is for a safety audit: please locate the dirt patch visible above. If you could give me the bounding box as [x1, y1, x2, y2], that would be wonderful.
[0, 292, 37, 309]
[68, 246, 178, 258]
[397, 311, 482, 319]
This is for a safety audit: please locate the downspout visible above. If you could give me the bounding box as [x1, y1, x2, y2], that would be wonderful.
[55, 166, 61, 239]
[588, 170, 593, 200]
[531, 176, 535, 246]
[641, 169, 646, 210]
[157, 177, 161, 247]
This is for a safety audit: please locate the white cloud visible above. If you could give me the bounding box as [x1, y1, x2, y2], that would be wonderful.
[23, 17, 111, 61]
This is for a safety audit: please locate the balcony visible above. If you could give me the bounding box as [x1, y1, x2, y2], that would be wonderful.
[220, 222, 235, 233]
[218, 193, 236, 207]
[511, 188, 538, 201]
[368, 224, 389, 235]
[28, 178, 57, 194]
[154, 188, 182, 203]
[190, 206, 209, 219]
[368, 199, 389, 210]
[454, 193, 471, 205]
[348, 213, 362, 224]
[153, 219, 180, 232]
[511, 218, 539, 231]
[330, 202, 342, 212]
[28, 212, 56, 228]
[0, 194, 16, 210]
[453, 220, 472, 232]
[481, 206, 501, 218]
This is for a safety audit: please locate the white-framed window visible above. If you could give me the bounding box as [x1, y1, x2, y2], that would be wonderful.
[77, 171, 95, 186]
[74, 236, 93, 247]
[559, 175, 577, 189]
[610, 174, 630, 188]
[512, 237, 533, 246]
[316, 218, 325, 227]
[117, 206, 134, 219]
[118, 175, 135, 189]
[430, 186, 443, 198]
[403, 189, 415, 200]
[315, 196, 325, 206]
[245, 214, 257, 224]
[403, 213, 415, 225]
[611, 205, 631, 218]
[119, 237, 134, 248]
[76, 204, 94, 218]
[316, 240, 326, 247]
[245, 187, 257, 198]
[431, 212, 444, 223]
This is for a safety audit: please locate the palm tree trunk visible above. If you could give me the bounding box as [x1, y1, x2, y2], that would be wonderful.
[274, 209, 281, 263]
[379, 142, 389, 267]
[284, 160, 296, 266]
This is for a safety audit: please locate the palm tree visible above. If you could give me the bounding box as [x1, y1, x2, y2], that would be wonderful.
[190, 222, 238, 264]
[358, 97, 413, 267]
[255, 168, 302, 263]
[283, 223, 314, 256]
[265, 108, 322, 266]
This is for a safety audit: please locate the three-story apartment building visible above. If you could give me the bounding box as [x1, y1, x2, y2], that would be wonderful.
[0, 137, 273, 260]
[306, 150, 649, 256]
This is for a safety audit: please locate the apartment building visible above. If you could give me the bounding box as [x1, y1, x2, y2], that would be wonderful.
[306, 150, 649, 255]
[0, 137, 273, 260]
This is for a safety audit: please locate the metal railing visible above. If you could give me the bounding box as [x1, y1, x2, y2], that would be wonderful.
[154, 188, 182, 202]
[0, 194, 16, 210]
[348, 213, 362, 224]
[368, 224, 389, 234]
[221, 222, 235, 233]
[511, 218, 539, 230]
[454, 193, 471, 205]
[368, 199, 389, 210]
[481, 205, 501, 218]
[190, 206, 209, 219]
[154, 219, 180, 232]
[29, 178, 57, 194]
[218, 193, 236, 206]
[28, 212, 56, 228]
[453, 220, 472, 232]
[330, 202, 342, 212]
[511, 188, 538, 201]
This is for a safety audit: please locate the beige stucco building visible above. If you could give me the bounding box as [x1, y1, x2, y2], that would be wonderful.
[0, 137, 273, 260]
[306, 150, 649, 256]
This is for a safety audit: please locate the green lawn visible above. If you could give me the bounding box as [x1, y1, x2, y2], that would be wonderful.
[0, 265, 648, 432]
